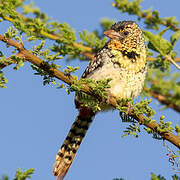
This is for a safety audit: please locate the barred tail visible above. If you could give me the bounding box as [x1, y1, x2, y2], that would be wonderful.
[53, 107, 95, 180]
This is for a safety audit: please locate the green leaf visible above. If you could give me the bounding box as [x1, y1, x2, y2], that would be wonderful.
[14, 168, 34, 180]
[0, 71, 8, 88]
[151, 173, 166, 180]
[172, 174, 180, 180]
[143, 30, 173, 55]
[170, 30, 180, 46]
[158, 27, 170, 37]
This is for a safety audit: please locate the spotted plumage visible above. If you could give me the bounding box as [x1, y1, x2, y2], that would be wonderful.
[53, 21, 147, 180]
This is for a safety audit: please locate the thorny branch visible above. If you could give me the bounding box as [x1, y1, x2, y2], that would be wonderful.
[0, 34, 180, 149]
[1, 15, 180, 63]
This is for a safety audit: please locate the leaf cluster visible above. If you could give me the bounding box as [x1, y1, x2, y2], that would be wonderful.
[79, 30, 107, 53]
[0, 168, 34, 180]
[119, 99, 154, 138]
[112, 0, 179, 31]
[70, 78, 112, 112]
[151, 173, 180, 180]
[0, 70, 8, 88]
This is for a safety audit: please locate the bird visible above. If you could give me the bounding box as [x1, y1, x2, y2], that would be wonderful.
[53, 21, 147, 180]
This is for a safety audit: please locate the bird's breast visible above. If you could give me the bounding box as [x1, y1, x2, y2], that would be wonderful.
[86, 60, 146, 99]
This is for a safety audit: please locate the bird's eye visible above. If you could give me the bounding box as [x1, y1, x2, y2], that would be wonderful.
[123, 31, 129, 36]
[117, 25, 124, 31]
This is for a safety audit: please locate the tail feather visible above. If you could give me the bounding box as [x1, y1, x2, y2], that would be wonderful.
[53, 107, 95, 180]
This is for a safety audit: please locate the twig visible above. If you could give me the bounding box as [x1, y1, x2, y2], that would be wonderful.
[147, 56, 180, 62]
[144, 87, 180, 113]
[0, 34, 180, 149]
[140, 12, 180, 31]
[166, 56, 180, 70]
[0, 52, 24, 69]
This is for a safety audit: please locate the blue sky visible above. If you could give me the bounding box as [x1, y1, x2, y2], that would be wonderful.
[1, 0, 180, 180]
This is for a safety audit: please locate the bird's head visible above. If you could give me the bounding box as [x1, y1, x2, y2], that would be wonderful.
[104, 21, 145, 59]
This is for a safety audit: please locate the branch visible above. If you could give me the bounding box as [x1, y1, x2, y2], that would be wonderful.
[1, 15, 180, 63]
[144, 78, 180, 114]
[1, 60, 180, 122]
[1, 15, 94, 59]
[140, 12, 180, 31]
[147, 56, 180, 62]
[128, 110, 180, 149]
[113, 1, 180, 32]
[0, 34, 180, 149]
[147, 88, 180, 113]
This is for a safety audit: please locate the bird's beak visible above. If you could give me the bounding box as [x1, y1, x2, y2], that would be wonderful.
[104, 29, 122, 40]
